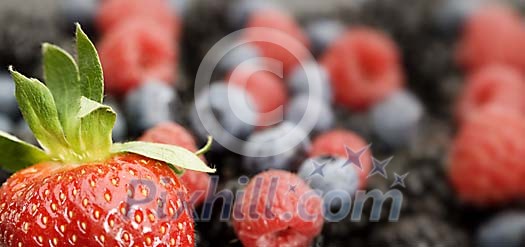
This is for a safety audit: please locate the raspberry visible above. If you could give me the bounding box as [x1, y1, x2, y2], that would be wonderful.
[449, 107, 525, 205]
[321, 28, 404, 111]
[96, 0, 178, 36]
[226, 68, 288, 127]
[139, 122, 210, 206]
[456, 65, 525, 123]
[455, 5, 525, 73]
[242, 9, 310, 75]
[232, 170, 324, 247]
[98, 20, 177, 96]
[309, 130, 372, 188]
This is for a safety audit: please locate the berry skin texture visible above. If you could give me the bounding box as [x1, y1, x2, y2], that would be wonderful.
[226, 68, 288, 127]
[242, 9, 310, 75]
[232, 170, 324, 247]
[456, 5, 525, 73]
[456, 65, 525, 123]
[309, 130, 372, 188]
[139, 122, 211, 206]
[476, 211, 525, 247]
[321, 28, 404, 111]
[0, 154, 195, 246]
[449, 108, 525, 204]
[98, 20, 177, 96]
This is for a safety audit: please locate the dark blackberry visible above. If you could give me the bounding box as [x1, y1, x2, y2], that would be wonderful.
[370, 214, 469, 247]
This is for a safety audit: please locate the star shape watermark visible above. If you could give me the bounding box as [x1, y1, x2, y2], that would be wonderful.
[342, 144, 371, 170]
[368, 156, 393, 179]
[309, 159, 327, 178]
[391, 172, 409, 188]
[287, 183, 297, 194]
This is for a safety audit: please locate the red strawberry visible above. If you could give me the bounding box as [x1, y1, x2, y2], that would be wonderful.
[449, 107, 525, 205]
[139, 122, 211, 207]
[242, 9, 310, 75]
[321, 28, 404, 111]
[0, 25, 214, 246]
[309, 129, 372, 188]
[99, 20, 177, 96]
[456, 5, 525, 73]
[232, 170, 324, 247]
[456, 65, 525, 123]
[96, 0, 179, 36]
[226, 68, 288, 128]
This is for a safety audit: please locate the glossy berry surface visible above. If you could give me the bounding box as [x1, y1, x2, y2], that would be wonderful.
[476, 212, 525, 247]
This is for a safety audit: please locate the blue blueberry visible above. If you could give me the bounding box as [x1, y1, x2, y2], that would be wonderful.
[227, 0, 279, 30]
[288, 61, 332, 103]
[297, 155, 359, 208]
[0, 114, 13, 134]
[432, 0, 479, 39]
[242, 121, 310, 174]
[370, 90, 424, 148]
[105, 99, 128, 142]
[59, 0, 97, 31]
[168, 0, 189, 18]
[305, 19, 345, 57]
[0, 73, 20, 120]
[477, 212, 525, 247]
[216, 42, 261, 75]
[190, 82, 257, 152]
[124, 81, 179, 136]
[285, 94, 334, 135]
[14, 120, 38, 146]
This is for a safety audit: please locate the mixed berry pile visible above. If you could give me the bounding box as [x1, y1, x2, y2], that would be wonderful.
[1, 0, 525, 246]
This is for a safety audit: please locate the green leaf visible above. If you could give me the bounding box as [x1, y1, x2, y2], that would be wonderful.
[77, 97, 116, 161]
[76, 24, 103, 103]
[42, 43, 82, 149]
[110, 142, 216, 173]
[0, 131, 50, 172]
[9, 67, 74, 159]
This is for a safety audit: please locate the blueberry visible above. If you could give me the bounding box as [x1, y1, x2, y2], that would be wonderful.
[297, 156, 359, 208]
[305, 19, 345, 57]
[370, 90, 424, 148]
[190, 82, 257, 152]
[216, 42, 261, 76]
[477, 212, 525, 247]
[242, 121, 310, 174]
[0, 168, 11, 185]
[124, 81, 179, 136]
[285, 94, 334, 136]
[0, 74, 20, 120]
[105, 99, 128, 142]
[227, 0, 278, 30]
[14, 120, 38, 146]
[288, 61, 332, 103]
[59, 0, 97, 30]
[432, 0, 479, 39]
[0, 114, 13, 134]
[168, 0, 189, 18]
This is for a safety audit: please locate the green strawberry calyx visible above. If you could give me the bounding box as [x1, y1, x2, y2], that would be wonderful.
[0, 24, 215, 174]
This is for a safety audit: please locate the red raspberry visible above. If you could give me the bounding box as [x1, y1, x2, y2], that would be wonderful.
[456, 5, 525, 73]
[139, 122, 210, 206]
[233, 170, 324, 247]
[321, 28, 404, 111]
[456, 65, 525, 123]
[98, 20, 177, 96]
[449, 107, 525, 205]
[226, 68, 288, 128]
[96, 0, 179, 36]
[310, 129, 372, 188]
[243, 9, 310, 75]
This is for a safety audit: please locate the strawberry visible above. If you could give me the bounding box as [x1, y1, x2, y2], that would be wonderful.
[0, 25, 215, 246]
[139, 122, 211, 207]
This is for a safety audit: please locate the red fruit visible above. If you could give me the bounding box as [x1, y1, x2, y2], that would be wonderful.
[96, 0, 179, 36]
[226, 68, 288, 128]
[99, 20, 177, 96]
[0, 154, 195, 246]
[139, 122, 211, 206]
[456, 65, 525, 123]
[449, 107, 525, 204]
[243, 9, 310, 75]
[456, 5, 525, 73]
[310, 129, 372, 188]
[321, 28, 403, 111]
[233, 170, 323, 247]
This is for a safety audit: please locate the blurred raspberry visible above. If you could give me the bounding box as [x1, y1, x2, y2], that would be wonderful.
[449, 107, 525, 205]
[226, 68, 288, 128]
[321, 28, 404, 111]
[232, 170, 323, 247]
[243, 9, 310, 75]
[456, 5, 525, 73]
[98, 20, 177, 96]
[309, 129, 372, 188]
[456, 65, 525, 123]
